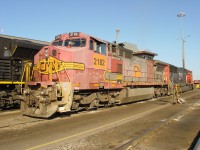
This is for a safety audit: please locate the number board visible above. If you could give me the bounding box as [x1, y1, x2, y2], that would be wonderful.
[93, 53, 107, 69]
[69, 32, 80, 37]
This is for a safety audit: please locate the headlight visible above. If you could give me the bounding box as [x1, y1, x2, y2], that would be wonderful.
[40, 91, 44, 95]
[45, 48, 49, 58]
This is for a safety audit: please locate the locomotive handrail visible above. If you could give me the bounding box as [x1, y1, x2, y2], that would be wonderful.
[60, 62, 71, 81]
[20, 61, 32, 93]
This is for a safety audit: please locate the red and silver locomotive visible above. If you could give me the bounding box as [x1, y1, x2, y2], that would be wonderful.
[21, 32, 193, 118]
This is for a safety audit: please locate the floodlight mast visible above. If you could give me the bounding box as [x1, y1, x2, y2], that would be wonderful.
[177, 12, 186, 69]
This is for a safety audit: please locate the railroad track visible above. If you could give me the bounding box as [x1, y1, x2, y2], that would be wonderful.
[0, 108, 19, 114]
[0, 101, 157, 130]
[0, 118, 44, 129]
[116, 96, 200, 150]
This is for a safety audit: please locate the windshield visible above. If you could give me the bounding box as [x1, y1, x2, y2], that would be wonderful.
[52, 40, 63, 46]
[64, 38, 86, 47]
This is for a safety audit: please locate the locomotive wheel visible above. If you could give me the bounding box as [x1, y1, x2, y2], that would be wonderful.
[104, 103, 109, 108]
[104, 102, 113, 108]
[71, 101, 80, 110]
[85, 106, 90, 111]
[0, 100, 7, 110]
[85, 98, 99, 111]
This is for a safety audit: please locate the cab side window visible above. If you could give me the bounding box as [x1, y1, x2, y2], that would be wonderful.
[96, 42, 106, 55]
[100, 43, 106, 55]
[90, 38, 107, 55]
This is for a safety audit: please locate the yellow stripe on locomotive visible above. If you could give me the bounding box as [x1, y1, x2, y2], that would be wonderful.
[33, 56, 85, 75]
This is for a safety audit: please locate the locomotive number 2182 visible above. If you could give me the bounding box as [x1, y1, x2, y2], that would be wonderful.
[94, 58, 105, 66]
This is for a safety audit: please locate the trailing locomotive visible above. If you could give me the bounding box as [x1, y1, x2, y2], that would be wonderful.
[0, 34, 50, 109]
[0, 58, 24, 109]
[21, 32, 193, 118]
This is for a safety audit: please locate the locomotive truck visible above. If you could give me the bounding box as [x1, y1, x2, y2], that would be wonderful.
[20, 32, 193, 118]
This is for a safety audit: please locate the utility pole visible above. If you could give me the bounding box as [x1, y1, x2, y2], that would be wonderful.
[177, 12, 186, 69]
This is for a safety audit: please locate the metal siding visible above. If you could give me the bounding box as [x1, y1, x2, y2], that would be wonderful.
[122, 56, 148, 83]
[177, 68, 186, 84]
[111, 59, 123, 73]
[86, 50, 94, 68]
[172, 72, 179, 84]
[132, 56, 147, 82]
[164, 65, 170, 83]
[147, 60, 154, 82]
[170, 65, 179, 83]
[186, 74, 192, 84]
[155, 64, 164, 82]
[0, 59, 11, 80]
[0, 37, 14, 58]
[186, 70, 193, 84]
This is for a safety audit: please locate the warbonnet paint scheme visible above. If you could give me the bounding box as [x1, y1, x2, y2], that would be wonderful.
[20, 32, 193, 118]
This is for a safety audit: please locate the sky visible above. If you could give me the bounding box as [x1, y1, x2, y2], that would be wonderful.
[0, 0, 200, 79]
